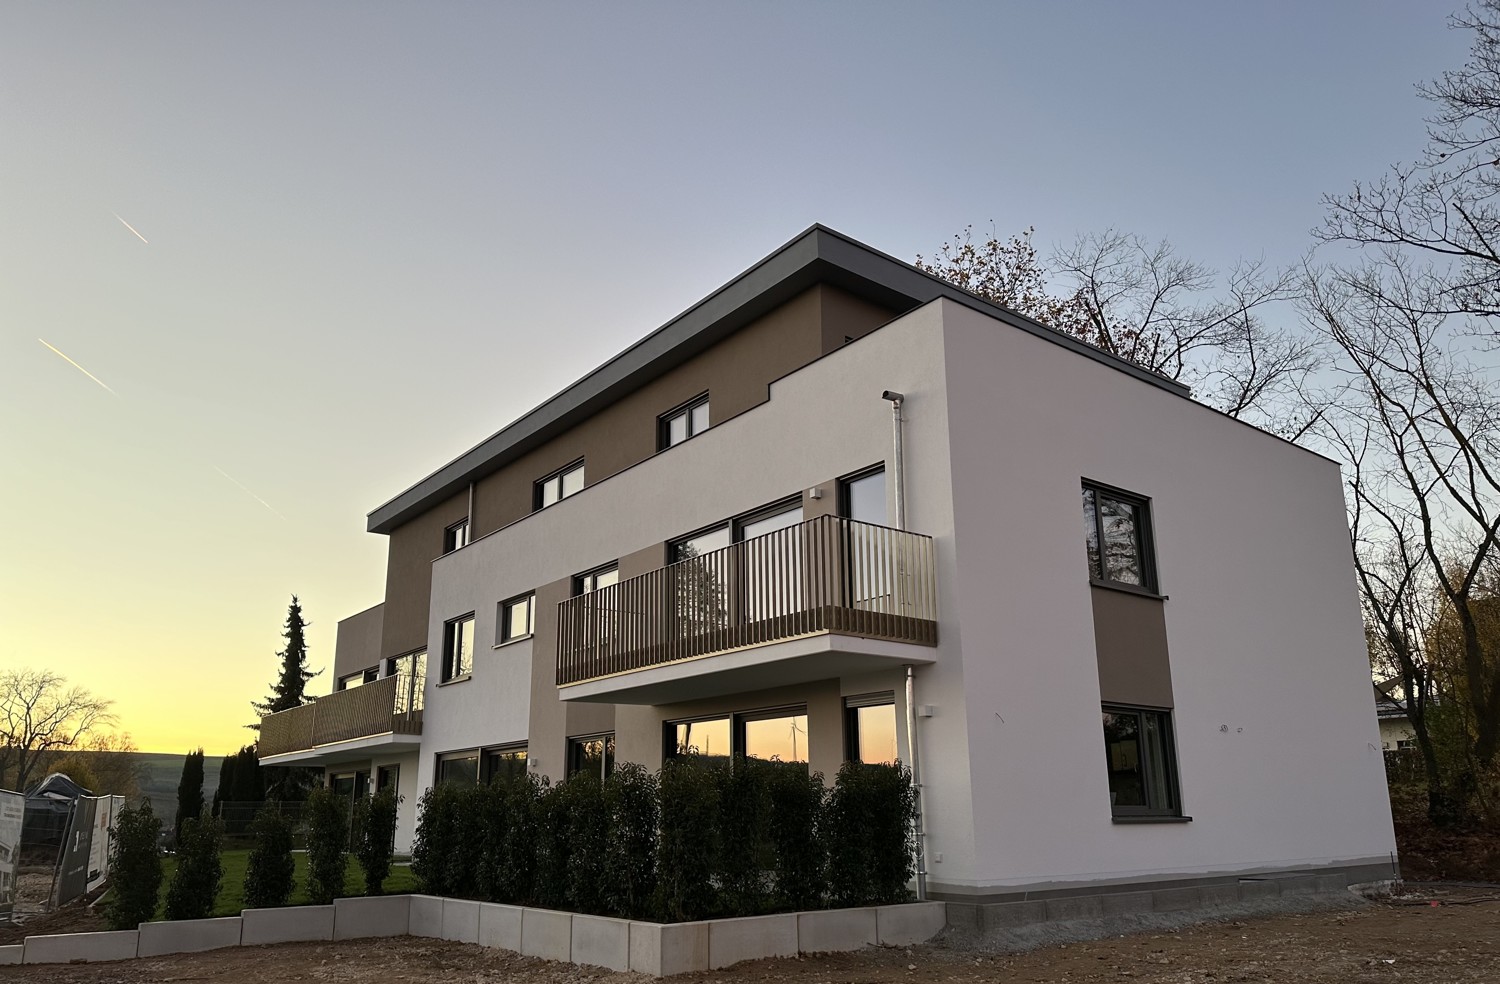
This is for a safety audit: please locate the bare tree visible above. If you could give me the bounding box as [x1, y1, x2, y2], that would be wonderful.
[1303, 259, 1500, 822]
[0, 669, 114, 792]
[917, 226, 1316, 435]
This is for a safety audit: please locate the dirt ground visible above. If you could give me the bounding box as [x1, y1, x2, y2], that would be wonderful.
[1, 889, 1497, 984]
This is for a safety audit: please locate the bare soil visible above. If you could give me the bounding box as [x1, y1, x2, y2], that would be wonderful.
[1393, 818, 1500, 882]
[2, 890, 1498, 983]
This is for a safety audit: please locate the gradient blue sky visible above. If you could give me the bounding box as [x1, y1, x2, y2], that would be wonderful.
[1, 2, 1468, 753]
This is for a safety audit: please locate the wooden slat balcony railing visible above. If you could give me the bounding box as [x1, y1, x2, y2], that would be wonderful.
[258, 672, 424, 758]
[557, 515, 938, 687]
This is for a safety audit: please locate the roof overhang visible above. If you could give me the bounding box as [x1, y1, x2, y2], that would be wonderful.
[367, 224, 1190, 534]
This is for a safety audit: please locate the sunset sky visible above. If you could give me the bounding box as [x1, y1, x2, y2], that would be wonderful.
[1, 2, 1467, 754]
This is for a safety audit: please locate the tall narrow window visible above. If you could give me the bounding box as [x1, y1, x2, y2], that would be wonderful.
[535, 461, 585, 510]
[1102, 705, 1181, 817]
[444, 519, 470, 553]
[1082, 482, 1156, 591]
[442, 614, 475, 682]
[387, 649, 426, 712]
[659, 394, 710, 449]
[845, 693, 898, 765]
[840, 466, 887, 525]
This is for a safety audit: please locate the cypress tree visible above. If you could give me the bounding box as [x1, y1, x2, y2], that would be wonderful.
[175, 748, 205, 842]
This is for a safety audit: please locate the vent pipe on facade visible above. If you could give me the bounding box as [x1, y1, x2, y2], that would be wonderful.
[882, 391, 906, 531]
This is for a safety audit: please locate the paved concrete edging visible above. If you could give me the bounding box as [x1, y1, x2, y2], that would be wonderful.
[7, 896, 948, 973]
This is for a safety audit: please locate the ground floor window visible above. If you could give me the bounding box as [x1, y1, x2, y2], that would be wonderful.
[567, 733, 615, 780]
[437, 752, 479, 786]
[484, 744, 528, 781]
[1102, 705, 1180, 817]
[376, 764, 399, 793]
[844, 692, 898, 765]
[664, 705, 809, 767]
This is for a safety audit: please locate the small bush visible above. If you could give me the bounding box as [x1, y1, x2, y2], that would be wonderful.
[653, 759, 721, 921]
[164, 816, 224, 921]
[763, 760, 826, 910]
[602, 763, 658, 918]
[103, 800, 163, 930]
[243, 803, 296, 908]
[303, 786, 349, 905]
[824, 762, 917, 907]
[353, 787, 399, 895]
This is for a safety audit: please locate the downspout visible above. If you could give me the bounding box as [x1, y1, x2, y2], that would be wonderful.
[905, 664, 928, 901]
[881, 391, 906, 531]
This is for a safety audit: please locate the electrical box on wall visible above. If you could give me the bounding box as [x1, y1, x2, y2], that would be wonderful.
[916, 705, 935, 718]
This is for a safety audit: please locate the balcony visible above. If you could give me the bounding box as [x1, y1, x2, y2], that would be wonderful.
[258, 672, 423, 765]
[557, 515, 938, 704]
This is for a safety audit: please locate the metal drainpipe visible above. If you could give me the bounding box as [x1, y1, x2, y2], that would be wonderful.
[905, 664, 928, 901]
[882, 391, 906, 531]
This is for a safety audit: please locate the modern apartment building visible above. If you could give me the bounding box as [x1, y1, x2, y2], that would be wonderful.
[259, 225, 1398, 902]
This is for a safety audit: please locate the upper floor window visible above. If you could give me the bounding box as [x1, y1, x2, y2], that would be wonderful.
[441, 614, 475, 682]
[1082, 482, 1156, 591]
[840, 466, 886, 525]
[535, 460, 585, 510]
[498, 592, 535, 643]
[443, 519, 470, 553]
[659, 394, 710, 450]
[575, 564, 619, 595]
[336, 667, 378, 691]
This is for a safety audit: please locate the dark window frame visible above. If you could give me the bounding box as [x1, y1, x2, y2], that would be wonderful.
[1082, 480, 1158, 593]
[443, 519, 470, 553]
[436, 750, 479, 786]
[1101, 703, 1182, 818]
[838, 464, 887, 522]
[566, 732, 615, 780]
[441, 612, 475, 683]
[573, 562, 620, 596]
[482, 742, 529, 782]
[658, 392, 711, 450]
[498, 592, 536, 644]
[844, 691, 897, 764]
[662, 703, 810, 766]
[534, 459, 585, 511]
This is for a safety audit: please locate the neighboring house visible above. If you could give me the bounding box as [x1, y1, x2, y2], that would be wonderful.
[258, 225, 1397, 902]
[1374, 682, 1416, 751]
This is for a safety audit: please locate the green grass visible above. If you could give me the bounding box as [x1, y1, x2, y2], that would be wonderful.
[156, 848, 418, 919]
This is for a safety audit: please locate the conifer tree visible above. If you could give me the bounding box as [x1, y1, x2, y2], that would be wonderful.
[174, 747, 205, 842]
[252, 595, 318, 719]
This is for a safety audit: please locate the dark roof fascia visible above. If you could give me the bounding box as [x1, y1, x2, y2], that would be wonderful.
[367, 224, 1189, 534]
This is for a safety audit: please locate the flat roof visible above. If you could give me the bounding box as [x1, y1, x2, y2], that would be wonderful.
[367, 224, 1190, 534]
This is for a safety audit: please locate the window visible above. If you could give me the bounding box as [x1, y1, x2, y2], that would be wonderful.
[441, 614, 475, 682]
[437, 752, 479, 785]
[1102, 705, 1180, 817]
[535, 460, 585, 510]
[498, 593, 535, 643]
[663, 705, 809, 768]
[575, 564, 619, 595]
[387, 649, 426, 712]
[444, 519, 470, 553]
[376, 765, 399, 793]
[659, 394, 710, 449]
[845, 693, 898, 765]
[484, 744, 528, 782]
[337, 666, 378, 691]
[1083, 482, 1156, 591]
[567, 733, 615, 780]
[840, 466, 887, 525]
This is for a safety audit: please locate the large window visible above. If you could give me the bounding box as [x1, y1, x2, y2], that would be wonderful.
[567, 733, 615, 780]
[845, 693, 898, 765]
[1082, 482, 1156, 591]
[663, 705, 809, 768]
[498, 592, 535, 643]
[659, 394, 710, 449]
[1102, 705, 1180, 817]
[535, 460, 585, 510]
[441, 614, 475, 682]
[437, 752, 479, 786]
[387, 649, 426, 713]
[443, 519, 470, 553]
[484, 744, 528, 782]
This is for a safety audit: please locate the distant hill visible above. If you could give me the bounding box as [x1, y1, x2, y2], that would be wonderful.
[35, 751, 222, 820]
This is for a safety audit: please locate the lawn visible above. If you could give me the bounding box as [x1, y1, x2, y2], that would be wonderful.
[156, 848, 419, 919]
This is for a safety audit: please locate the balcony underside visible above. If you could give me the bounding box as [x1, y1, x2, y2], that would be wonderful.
[259, 731, 422, 767]
[557, 629, 937, 705]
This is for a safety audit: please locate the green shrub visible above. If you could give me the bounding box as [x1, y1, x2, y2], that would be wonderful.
[103, 800, 163, 930]
[243, 803, 296, 908]
[824, 762, 917, 907]
[653, 759, 721, 921]
[353, 787, 399, 896]
[763, 760, 826, 910]
[480, 774, 544, 905]
[715, 760, 772, 915]
[560, 774, 610, 914]
[303, 786, 349, 905]
[412, 781, 485, 898]
[602, 763, 658, 918]
[164, 816, 224, 921]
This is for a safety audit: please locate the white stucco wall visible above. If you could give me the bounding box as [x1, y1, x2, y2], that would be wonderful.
[937, 298, 1396, 891]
